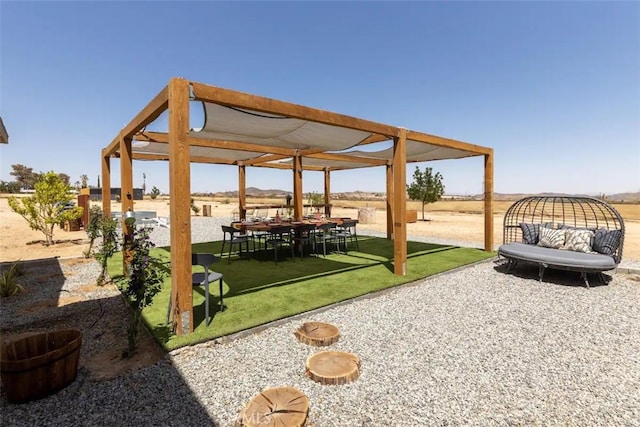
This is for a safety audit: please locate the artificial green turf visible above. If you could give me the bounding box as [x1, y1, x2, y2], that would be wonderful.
[107, 236, 495, 351]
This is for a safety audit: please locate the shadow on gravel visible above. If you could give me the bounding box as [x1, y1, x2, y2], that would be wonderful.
[0, 257, 219, 426]
[494, 262, 613, 288]
[493, 261, 611, 288]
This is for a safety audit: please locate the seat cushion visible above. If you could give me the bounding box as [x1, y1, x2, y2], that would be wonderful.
[499, 242, 616, 270]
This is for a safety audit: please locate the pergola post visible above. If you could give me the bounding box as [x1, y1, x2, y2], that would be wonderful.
[168, 77, 193, 335]
[293, 155, 303, 220]
[392, 129, 407, 275]
[386, 163, 393, 240]
[238, 163, 246, 220]
[323, 168, 331, 217]
[119, 133, 134, 273]
[484, 150, 494, 252]
[101, 151, 111, 217]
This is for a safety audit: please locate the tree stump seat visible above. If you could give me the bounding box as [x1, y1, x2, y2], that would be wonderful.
[235, 386, 309, 427]
[294, 321, 340, 346]
[305, 350, 361, 385]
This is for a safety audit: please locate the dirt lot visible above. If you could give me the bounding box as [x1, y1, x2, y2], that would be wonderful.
[1, 196, 638, 263]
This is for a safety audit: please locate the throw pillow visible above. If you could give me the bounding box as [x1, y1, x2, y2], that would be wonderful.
[564, 228, 595, 253]
[519, 223, 540, 244]
[538, 226, 565, 249]
[593, 228, 622, 256]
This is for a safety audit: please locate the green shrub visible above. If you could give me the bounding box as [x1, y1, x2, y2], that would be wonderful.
[150, 186, 161, 200]
[0, 262, 25, 298]
[190, 198, 200, 215]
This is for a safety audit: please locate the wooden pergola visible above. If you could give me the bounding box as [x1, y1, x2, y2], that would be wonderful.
[101, 77, 494, 336]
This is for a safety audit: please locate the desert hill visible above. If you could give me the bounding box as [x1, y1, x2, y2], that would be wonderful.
[203, 189, 640, 203]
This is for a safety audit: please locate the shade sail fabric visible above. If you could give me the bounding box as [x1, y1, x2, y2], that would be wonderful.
[193, 103, 373, 151]
[343, 140, 476, 162]
[272, 140, 476, 170]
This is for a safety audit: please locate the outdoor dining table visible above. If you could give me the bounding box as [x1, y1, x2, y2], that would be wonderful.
[232, 218, 356, 256]
[234, 218, 353, 233]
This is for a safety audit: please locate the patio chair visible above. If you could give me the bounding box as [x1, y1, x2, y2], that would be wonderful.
[292, 224, 317, 260]
[221, 225, 251, 263]
[316, 222, 337, 256]
[334, 219, 359, 253]
[264, 225, 294, 264]
[166, 253, 223, 327]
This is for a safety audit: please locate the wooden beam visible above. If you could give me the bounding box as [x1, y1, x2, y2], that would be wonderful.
[132, 152, 236, 165]
[323, 169, 331, 217]
[243, 153, 290, 166]
[104, 136, 120, 158]
[119, 134, 134, 274]
[191, 81, 399, 137]
[251, 162, 324, 171]
[123, 86, 169, 140]
[386, 164, 393, 240]
[136, 131, 299, 157]
[168, 77, 193, 336]
[101, 151, 111, 217]
[305, 152, 387, 165]
[484, 150, 494, 252]
[239, 164, 246, 220]
[187, 135, 298, 156]
[293, 156, 303, 220]
[406, 130, 491, 156]
[392, 129, 407, 276]
[104, 86, 169, 157]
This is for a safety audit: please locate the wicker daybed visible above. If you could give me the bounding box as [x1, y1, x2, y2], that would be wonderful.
[498, 196, 625, 287]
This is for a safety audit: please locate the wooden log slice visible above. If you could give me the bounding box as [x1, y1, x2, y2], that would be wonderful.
[235, 386, 309, 427]
[294, 321, 340, 346]
[305, 350, 361, 385]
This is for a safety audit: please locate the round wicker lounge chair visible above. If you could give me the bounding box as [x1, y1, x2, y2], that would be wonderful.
[498, 196, 625, 287]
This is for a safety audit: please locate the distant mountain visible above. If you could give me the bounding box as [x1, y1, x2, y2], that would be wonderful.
[210, 188, 640, 203]
[468, 192, 640, 203]
[215, 187, 290, 197]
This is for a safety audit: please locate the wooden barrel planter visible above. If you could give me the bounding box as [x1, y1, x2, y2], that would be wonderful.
[1, 329, 82, 403]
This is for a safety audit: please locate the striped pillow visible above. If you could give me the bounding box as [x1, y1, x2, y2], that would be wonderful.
[538, 226, 565, 249]
[593, 229, 622, 256]
[519, 223, 540, 244]
[564, 228, 595, 253]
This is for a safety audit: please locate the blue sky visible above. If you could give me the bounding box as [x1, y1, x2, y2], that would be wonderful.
[1, 1, 638, 196]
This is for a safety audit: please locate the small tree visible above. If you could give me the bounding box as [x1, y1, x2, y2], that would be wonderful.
[8, 171, 83, 245]
[84, 205, 103, 258]
[80, 174, 88, 188]
[115, 226, 169, 357]
[407, 166, 445, 221]
[94, 216, 119, 286]
[10, 164, 38, 190]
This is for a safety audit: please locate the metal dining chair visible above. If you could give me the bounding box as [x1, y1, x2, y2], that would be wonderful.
[221, 225, 251, 263]
[264, 225, 294, 264]
[334, 219, 359, 253]
[166, 253, 223, 327]
[316, 222, 337, 256]
[291, 223, 317, 260]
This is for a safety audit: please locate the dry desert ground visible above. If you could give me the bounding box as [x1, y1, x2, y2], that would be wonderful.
[1, 196, 638, 263]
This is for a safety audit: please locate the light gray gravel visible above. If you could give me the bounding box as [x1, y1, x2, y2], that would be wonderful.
[2, 221, 639, 426]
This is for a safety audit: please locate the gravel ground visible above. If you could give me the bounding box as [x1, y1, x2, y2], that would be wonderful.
[2, 220, 639, 426]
